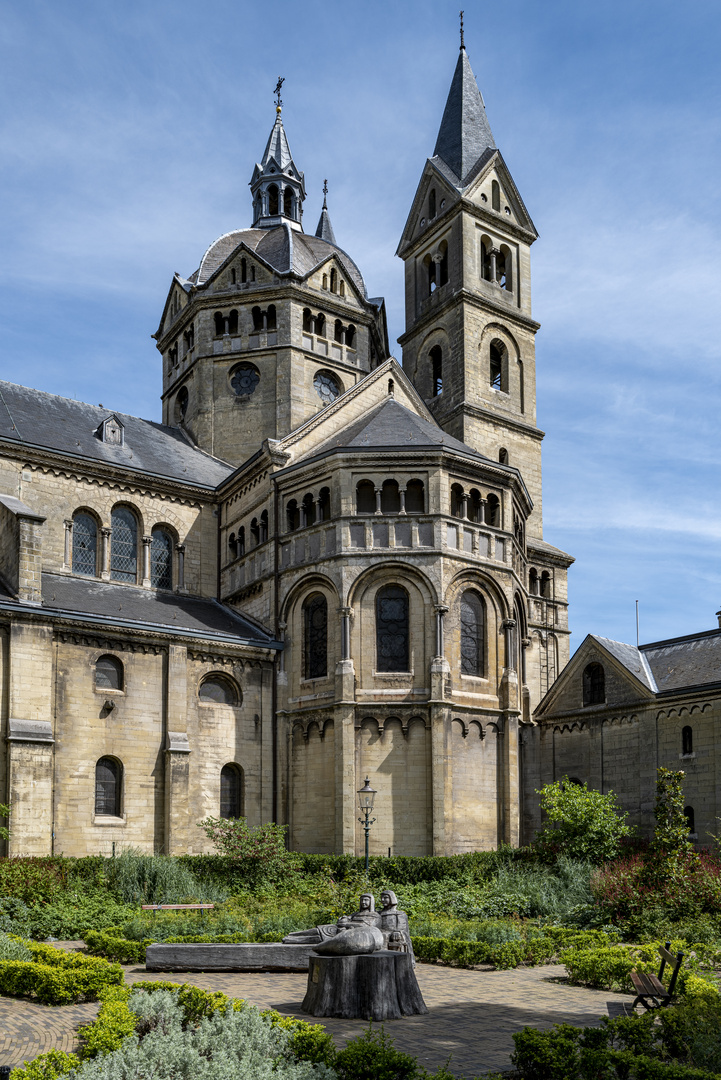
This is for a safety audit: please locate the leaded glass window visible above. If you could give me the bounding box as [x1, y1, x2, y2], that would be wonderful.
[460, 591, 485, 676]
[230, 363, 260, 397]
[313, 371, 341, 405]
[220, 764, 242, 819]
[150, 528, 173, 590]
[376, 585, 409, 673]
[95, 655, 123, 691]
[304, 594, 328, 679]
[72, 513, 97, 576]
[582, 663, 605, 706]
[110, 507, 138, 583]
[95, 757, 121, 816]
[199, 675, 238, 705]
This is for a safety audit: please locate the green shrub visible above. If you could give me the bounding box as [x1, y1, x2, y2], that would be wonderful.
[103, 849, 227, 905]
[0, 897, 32, 935]
[0, 931, 32, 961]
[9, 1049, 80, 1080]
[534, 778, 632, 864]
[0, 943, 123, 1005]
[83, 931, 150, 964]
[0, 857, 71, 903]
[27, 894, 137, 941]
[334, 1026, 419, 1080]
[77, 985, 137, 1057]
[196, 817, 299, 886]
[561, 940, 720, 997]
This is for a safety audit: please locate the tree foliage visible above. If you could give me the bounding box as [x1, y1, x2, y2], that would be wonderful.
[650, 767, 693, 860]
[196, 817, 297, 884]
[534, 777, 632, 864]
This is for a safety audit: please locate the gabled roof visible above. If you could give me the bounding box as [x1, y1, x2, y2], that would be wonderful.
[642, 629, 721, 693]
[592, 636, 657, 693]
[309, 395, 495, 460]
[0, 381, 232, 488]
[433, 47, 495, 186]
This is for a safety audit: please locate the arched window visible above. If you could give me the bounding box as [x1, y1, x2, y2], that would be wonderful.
[303, 308, 312, 333]
[491, 179, 500, 212]
[199, 674, 239, 705]
[301, 494, 315, 527]
[682, 726, 693, 755]
[480, 237, 492, 280]
[238, 526, 245, 556]
[339, 280, 345, 298]
[425, 253, 435, 296]
[429, 188, 436, 218]
[490, 340, 507, 391]
[485, 493, 500, 527]
[346, 324, 355, 348]
[460, 590, 485, 676]
[322, 273, 328, 290]
[110, 506, 138, 583]
[684, 806, 695, 835]
[241, 257, 247, 283]
[529, 568, 539, 595]
[266, 304, 276, 331]
[95, 757, 122, 816]
[318, 487, 331, 521]
[430, 346, 443, 396]
[499, 244, 513, 292]
[316, 313, 326, 338]
[450, 484, 465, 518]
[376, 584, 409, 673]
[175, 386, 189, 424]
[438, 241, 449, 286]
[252, 306, 263, 331]
[260, 509, 268, 543]
[150, 527, 173, 590]
[283, 187, 293, 216]
[330, 268, 337, 293]
[405, 479, 425, 514]
[583, 662, 605, 706]
[220, 764, 243, 819]
[468, 489, 482, 523]
[334, 319, 344, 343]
[229, 533, 237, 559]
[381, 479, 401, 513]
[286, 499, 300, 532]
[72, 512, 97, 576]
[95, 654, 123, 691]
[304, 593, 328, 679]
[268, 184, 279, 215]
[250, 519, 260, 546]
[228, 309, 238, 335]
[540, 571, 551, 598]
[499, 448, 509, 465]
[230, 363, 260, 397]
[356, 480, 376, 514]
[214, 311, 224, 336]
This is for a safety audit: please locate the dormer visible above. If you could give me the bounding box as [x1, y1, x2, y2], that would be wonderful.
[98, 414, 125, 446]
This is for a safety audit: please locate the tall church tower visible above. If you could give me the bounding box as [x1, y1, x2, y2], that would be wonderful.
[397, 37, 544, 538]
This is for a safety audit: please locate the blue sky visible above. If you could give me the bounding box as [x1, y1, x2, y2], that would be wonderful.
[1, 0, 720, 653]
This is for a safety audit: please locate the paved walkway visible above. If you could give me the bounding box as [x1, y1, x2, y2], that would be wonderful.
[0, 945, 634, 1078]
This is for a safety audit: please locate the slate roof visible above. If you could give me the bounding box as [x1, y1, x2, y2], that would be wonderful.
[315, 205, 336, 245]
[590, 630, 721, 695]
[36, 573, 276, 645]
[527, 536, 575, 564]
[0, 382, 232, 487]
[307, 397, 494, 461]
[260, 114, 294, 172]
[195, 224, 366, 296]
[433, 47, 496, 186]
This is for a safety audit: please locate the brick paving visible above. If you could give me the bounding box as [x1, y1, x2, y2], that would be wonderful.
[0, 943, 634, 1077]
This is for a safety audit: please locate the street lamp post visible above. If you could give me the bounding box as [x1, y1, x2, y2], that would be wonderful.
[357, 776, 377, 873]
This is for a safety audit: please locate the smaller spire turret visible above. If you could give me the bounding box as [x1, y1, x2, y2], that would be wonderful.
[315, 179, 336, 244]
[250, 79, 306, 230]
[433, 39, 495, 185]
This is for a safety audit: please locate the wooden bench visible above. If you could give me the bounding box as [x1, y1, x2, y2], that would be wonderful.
[141, 904, 214, 914]
[630, 942, 684, 1011]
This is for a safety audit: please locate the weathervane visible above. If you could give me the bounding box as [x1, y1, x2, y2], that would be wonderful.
[459, 10, 465, 49]
[274, 76, 285, 113]
[322, 179, 328, 209]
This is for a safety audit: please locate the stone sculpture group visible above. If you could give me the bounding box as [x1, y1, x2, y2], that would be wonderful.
[284, 889, 414, 961]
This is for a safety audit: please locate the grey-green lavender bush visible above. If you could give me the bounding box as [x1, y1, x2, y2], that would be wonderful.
[103, 850, 228, 905]
[0, 931, 32, 961]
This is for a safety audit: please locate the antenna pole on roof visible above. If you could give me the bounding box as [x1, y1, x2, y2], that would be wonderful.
[636, 600, 639, 648]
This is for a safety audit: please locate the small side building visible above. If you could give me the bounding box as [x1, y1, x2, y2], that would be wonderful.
[523, 624, 721, 845]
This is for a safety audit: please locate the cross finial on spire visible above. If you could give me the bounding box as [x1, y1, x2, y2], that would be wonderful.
[274, 76, 285, 113]
[459, 10, 465, 50]
[322, 179, 328, 209]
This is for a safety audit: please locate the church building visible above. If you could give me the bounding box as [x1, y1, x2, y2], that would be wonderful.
[0, 37, 574, 858]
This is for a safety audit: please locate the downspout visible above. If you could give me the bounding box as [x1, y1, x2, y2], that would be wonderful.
[272, 475, 280, 825]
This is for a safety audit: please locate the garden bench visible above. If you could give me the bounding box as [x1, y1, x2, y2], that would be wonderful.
[141, 904, 214, 913]
[630, 942, 683, 1011]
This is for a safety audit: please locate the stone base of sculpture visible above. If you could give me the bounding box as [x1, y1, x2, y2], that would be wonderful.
[145, 942, 314, 972]
[301, 951, 428, 1020]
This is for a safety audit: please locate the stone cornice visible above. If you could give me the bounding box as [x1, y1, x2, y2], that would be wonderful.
[441, 400, 545, 442]
[397, 287, 540, 347]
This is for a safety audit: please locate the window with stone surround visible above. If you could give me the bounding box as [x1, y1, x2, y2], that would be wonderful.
[199, 674, 239, 706]
[110, 506, 138, 584]
[304, 593, 328, 679]
[376, 584, 410, 673]
[220, 763, 243, 819]
[460, 590, 485, 677]
[582, 662, 605, 707]
[72, 512, 97, 577]
[95, 757, 122, 816]
[150, 527, 173, 590]
[95, 654, 123, 691]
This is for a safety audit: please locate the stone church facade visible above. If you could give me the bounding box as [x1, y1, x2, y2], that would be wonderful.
[0, 41, 575, 859]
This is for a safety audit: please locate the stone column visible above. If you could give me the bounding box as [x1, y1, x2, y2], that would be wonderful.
[479, 497, 487, 525]
[434, 605, 448, 660]
[101, 527, 111, 581]
[175, 544, 185, 591]
[489, 248, 499, 283]
[142, 535, 152, 587]
[340, 607, 352, 661]
[63, 519, 73, 570]
[399, 489, 406, 514]
[374, 488, 382, 515]
[460, 494, 469, 520]
[335, 606, 356, 853]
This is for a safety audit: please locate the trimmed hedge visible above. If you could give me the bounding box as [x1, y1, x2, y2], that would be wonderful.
[0, 942, 122, 1005]
[561, 940, 721, 997]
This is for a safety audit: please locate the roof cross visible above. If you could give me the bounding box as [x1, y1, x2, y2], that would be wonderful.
[274, 76, 285, 110]
[322, 179, 328, 208]
[459, 10, 465, 50]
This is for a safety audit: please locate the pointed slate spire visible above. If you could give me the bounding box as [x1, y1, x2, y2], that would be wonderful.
[249, 80, 306, 230]
[433, 45, 496, 185]
[315, 179, 336, 245]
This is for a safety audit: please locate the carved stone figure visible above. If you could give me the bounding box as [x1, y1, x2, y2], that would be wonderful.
[283, 893, 380, 947]
[378, 889, 415, 966]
